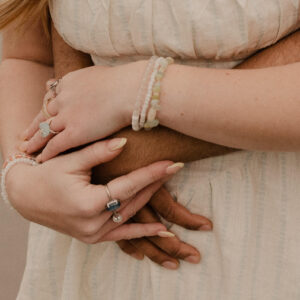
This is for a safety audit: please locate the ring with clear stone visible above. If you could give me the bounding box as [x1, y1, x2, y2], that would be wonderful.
[39, 118, 59, 138]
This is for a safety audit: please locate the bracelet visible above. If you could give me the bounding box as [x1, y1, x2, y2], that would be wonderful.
[132, 56, 158, 131]
[139, 57, 164, 129]
[1, 153, 38, 210]
[142, 57, 174, 130]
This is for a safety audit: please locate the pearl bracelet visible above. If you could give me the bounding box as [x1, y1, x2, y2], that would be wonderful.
[1, 153, 38, 210]
[132, 56, 158, 131]
[143, 56, 174, 130]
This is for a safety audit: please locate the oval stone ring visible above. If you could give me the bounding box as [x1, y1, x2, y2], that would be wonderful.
[39, 118, 59, 138]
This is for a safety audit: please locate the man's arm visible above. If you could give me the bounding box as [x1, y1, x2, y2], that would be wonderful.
[52, 26, 300, 181]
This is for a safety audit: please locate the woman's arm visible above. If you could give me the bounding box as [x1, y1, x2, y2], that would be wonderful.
[0, 18, 53, 158]
[152, 43, 300, 151]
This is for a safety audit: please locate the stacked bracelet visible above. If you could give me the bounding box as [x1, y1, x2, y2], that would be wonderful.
[1, 153, 38, 210]
[143, 57, 174, 130]
[131, 56, 174, 131]
[132, 56, 158, 131]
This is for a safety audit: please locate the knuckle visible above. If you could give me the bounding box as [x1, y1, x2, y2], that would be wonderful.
[163, 204, 176, 221]
[76, 201, 98, 218]
[167, 242, 182, 258]
[123, 176, 138, 199]
[78, 222, 99, 237]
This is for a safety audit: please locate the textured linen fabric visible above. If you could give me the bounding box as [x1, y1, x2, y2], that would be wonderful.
[17, 1, 300, 299]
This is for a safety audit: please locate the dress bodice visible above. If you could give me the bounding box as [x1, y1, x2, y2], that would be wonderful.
[49, 0, 300, 68]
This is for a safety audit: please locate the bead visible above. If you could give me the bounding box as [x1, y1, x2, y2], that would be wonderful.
[153, 91, 160, 98]
[147, 107, 157, 122]
[112, 212, 123, 223]
[166, 57, 174, 64]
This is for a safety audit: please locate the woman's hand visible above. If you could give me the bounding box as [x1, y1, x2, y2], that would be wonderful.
[20, 61, 146, 162]
[6, 138, 182, 244]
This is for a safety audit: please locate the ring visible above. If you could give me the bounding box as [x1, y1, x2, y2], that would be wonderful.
[105, 185, 122, 223]
[49, 79, 60, 97]
[39, 118, 59, 138]
[42, 97, 54, 119]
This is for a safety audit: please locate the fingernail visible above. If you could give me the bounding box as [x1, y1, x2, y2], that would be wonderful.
[131, 253, 144, 260]
[36, 154, 42, 163]
[20, 130, 28, 141]
[166, 162, 184, 175]
[19, 141, 28, 152]
[184, 255, 201, 264]
[157, 231, 176, 238]
[198, 224, 212, 231]
[108, 138, 127, 151]
[162, 261, 179, 270]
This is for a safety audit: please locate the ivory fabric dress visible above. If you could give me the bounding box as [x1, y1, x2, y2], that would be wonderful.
[17, 1, 300, 299]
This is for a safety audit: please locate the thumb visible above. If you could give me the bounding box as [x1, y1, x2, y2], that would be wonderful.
[65, 138, 127, 170]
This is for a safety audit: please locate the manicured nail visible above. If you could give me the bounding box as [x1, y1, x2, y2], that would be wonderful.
[157, 231, 176, 238]
[131, 252, 144, 260]
[36, 154, 42, 163]
[166, 162, 184, 175]
[198, 224, 212, 231]
[108, 138, 127, 151]
[184, 255, 201, 264]
[19, 141, 28, 152]
[20, 130, 28, 141]
[162, 261, 179, 270]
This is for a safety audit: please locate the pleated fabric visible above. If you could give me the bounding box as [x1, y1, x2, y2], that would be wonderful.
[17, 1, 300, 299]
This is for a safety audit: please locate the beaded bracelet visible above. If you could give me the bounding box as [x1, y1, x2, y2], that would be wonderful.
[1, 153, 38, 210]
[143, 57, 174, 130]
[139, 57, 165, 129]
[132, 56, 158, 131]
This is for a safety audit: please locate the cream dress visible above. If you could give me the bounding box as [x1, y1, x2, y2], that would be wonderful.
[17, 1, 300, 299]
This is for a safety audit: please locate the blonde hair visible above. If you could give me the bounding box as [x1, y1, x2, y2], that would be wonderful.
[0, 0, 49, 33]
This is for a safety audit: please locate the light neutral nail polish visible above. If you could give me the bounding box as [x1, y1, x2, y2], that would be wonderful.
[162, 261, 179, 270]
[157, 231, 176, 238]
[184, 255, 201, 264]
[108, 138, 127, 151]
[166, 162, 184, 175]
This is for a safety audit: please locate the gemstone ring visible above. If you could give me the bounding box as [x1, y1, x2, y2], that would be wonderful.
[105, 185, 123, 223]
[39, 119, 59, 138]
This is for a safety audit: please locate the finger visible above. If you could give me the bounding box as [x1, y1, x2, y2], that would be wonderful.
[102, 161, 181, 203]
[99, 222, 167, 242]
[60, 138, 128, 169]
[116, 240, 144, 260]
[97, 182, 166, 231]
[134, 206, 201, 263]
[150, 187, 213, 231]
[20, 110, 46, 142]
[129, 238, 179, 270]
[20, 91, 58, 142]
[26, 118, 65, 154]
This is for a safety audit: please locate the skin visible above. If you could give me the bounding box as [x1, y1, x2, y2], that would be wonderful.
[0, 14, 300, 270]
[29, 25, 300, 269]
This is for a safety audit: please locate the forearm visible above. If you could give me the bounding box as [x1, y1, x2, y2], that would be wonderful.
[154, 33, 300, 151]
[0, 59, 53, 159]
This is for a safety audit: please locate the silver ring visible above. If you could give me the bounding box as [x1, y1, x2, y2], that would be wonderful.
[105, 185, 122, 223]
[39, 119, 58, 138]
[49, 79, 60, 97]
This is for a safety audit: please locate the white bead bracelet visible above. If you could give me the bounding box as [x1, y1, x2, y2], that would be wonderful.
[132, 56, 158, 131]
[1, 154, 38, 210]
